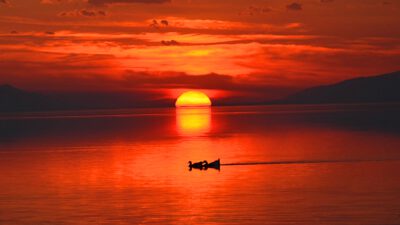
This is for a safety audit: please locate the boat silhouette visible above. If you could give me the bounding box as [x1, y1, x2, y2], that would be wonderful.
[188, 159, 220, 171]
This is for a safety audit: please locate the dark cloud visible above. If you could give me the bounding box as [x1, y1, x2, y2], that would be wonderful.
[239, 5, 272, 16]
[59, 9, 107, 17]
[286, 2, 302, 11]
[88, 0, 170, 5]
[161, 40, 179, 46]
[320, 0, 334, 2]
[0, 0, 9, 5]
[121, 72, 296, 101]
[81, 9, 107, 16]
[123, 72, 235, 90]
[150, 19, 169, 29]
[160, 20, 168, 26]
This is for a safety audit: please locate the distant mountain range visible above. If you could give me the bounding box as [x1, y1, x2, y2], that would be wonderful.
[0, 85, 171, 112]
[278, 71, 400, 104]
[0, 84, 50, 112]
[1, 71, 400, 112]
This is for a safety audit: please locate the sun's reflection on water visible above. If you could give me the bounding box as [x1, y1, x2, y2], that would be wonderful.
[176, 107, 211, 136]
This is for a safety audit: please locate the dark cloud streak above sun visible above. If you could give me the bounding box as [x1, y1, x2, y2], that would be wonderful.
[88, 0, 170, 5]
[59, 9, 107, 17]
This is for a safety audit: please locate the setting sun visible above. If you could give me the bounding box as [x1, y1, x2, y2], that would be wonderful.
[175, 91, 212, 107]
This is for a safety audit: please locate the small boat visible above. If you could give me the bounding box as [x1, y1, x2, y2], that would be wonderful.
[188, 159, 220, 171]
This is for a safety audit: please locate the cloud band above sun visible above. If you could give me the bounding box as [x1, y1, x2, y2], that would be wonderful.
[87, 0, 171, 5]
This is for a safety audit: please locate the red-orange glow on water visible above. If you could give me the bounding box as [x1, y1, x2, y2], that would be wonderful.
[176, 107, 211, 136]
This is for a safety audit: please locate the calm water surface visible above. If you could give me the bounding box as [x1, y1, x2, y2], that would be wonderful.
[1, 104, 400, 224]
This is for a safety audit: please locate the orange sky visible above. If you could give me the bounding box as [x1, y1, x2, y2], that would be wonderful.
[0, 0, 399, 101]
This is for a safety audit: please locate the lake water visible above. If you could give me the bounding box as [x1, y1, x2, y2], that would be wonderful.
[1, 104, 400, 224]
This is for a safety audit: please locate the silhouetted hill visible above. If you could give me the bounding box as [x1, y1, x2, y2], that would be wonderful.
[0, 85, 172, 112]
[279, 71, 400, 104]
[0, 85, 51, 112]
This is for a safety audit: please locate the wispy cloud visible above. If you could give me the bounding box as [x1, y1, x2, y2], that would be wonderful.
[0, 0, 9, 6]
[88, 0, 170, 5]
[286, 2, 302, 11]
[239, 5, 273, 16]
[59, 9, 107, 17]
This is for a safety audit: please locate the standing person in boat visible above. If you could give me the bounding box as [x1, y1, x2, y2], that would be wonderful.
[188, 161, 203, 169]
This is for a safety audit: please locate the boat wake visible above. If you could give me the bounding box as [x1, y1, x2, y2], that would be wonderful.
[221, 158, 400, 166]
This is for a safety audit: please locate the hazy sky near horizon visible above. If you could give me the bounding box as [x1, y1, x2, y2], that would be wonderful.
[0, 0, 399, 100]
